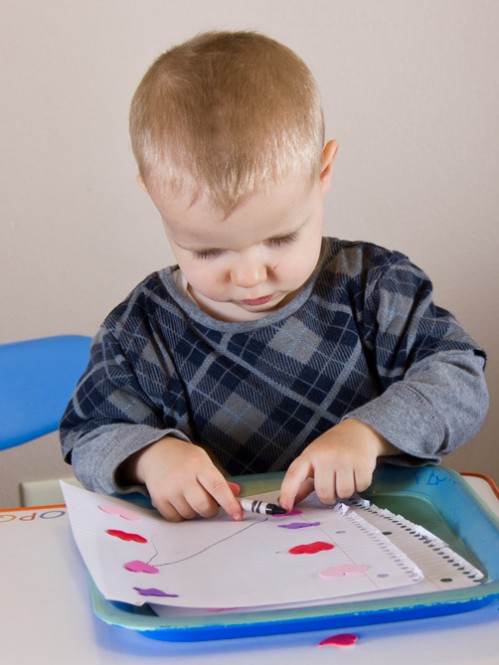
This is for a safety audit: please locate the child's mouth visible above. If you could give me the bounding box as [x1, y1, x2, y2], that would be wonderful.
[241, 294, 274, 307]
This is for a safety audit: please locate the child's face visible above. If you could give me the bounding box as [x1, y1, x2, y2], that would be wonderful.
[145, 144, 336, 322]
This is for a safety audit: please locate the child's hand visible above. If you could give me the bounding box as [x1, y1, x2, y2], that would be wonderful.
[125, 436, 243, 522]
[279, 419, 397, 511]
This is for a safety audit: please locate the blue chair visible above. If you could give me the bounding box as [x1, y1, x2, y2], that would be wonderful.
[0, 335, 92, 450]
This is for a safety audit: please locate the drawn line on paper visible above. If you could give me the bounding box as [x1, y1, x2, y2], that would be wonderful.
[148, 519, 264, 567]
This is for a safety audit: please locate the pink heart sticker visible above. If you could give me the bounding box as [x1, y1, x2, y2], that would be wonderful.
[319, 564, 368, 579]
[270, 508, 303, 519]
[124, 560, 159, 574]
[99, 504, 140, 521]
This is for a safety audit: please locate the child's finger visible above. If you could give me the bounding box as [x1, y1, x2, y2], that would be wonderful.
[200, 470, 243, 520]
[334, 469, 356, 501]
[279, 460, 313, 511]
[312, 467, 337, 505]
[289, 477, 315, 505]
[227, 481, 241, 496]
[152, 494, 196, 522]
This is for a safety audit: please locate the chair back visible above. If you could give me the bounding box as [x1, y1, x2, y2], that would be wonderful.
[0, 335, 92, 450]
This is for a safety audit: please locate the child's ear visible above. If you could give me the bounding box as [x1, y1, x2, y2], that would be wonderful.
[136, 174, 148, 192]
[320, 140, 338, 194]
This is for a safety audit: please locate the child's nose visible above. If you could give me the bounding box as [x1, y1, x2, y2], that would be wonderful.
[230, 253, 268, 288]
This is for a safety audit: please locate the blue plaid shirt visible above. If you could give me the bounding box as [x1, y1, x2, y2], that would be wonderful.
[60, 238, 487, 494]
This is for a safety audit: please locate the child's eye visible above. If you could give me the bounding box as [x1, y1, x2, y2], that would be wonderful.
[192, 248, 225, 260]
[267, 232, 299, 248]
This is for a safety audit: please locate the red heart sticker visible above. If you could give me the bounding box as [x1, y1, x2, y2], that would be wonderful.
[288, 541, 334, 555]
[106, 529, 147, 543]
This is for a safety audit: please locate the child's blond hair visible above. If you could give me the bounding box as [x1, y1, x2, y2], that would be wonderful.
[130, 31, 325, 213]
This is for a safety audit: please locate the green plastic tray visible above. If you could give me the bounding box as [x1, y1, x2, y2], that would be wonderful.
[87, 466, 499, 641]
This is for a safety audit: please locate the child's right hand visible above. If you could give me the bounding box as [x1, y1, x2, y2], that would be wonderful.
[123, 436, 243, 522]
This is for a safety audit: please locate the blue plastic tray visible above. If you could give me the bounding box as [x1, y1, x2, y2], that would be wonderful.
[87, 466, 499, 641]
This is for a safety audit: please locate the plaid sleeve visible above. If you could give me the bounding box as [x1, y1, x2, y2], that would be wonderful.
[59, 322, 191, 494]
[346, 255, 488, 460]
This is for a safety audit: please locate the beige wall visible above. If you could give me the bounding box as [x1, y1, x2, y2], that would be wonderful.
[1, 0, 498, 506]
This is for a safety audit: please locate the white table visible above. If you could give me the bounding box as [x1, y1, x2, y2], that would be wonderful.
[1, 475, 498, 665]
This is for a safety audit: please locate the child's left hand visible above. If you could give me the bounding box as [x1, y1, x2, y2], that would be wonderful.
[278, 419, 397, 511]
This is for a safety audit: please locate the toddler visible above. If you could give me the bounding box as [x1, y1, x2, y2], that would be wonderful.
[60, 31, 488, 521]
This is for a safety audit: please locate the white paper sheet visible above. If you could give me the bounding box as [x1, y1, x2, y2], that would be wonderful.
[61, 482, 423, 609]
[151, 496, 485, 619]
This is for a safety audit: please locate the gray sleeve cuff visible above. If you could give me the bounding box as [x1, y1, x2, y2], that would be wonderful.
[344, 350, 488, 462]
[67, 425, 192, 495]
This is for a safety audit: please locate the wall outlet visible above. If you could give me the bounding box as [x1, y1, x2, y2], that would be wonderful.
[19, 477, 82, 506]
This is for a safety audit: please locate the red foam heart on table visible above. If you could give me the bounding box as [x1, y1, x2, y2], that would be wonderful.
[106, 529, 147, 543]
[288, 541, 334, 555]
[318, 633, 358, 648]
